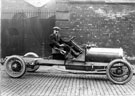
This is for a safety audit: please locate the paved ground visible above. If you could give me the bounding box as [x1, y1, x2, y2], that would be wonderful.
[1, 65, 135, 96]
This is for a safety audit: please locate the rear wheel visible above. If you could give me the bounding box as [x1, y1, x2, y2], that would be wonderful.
[106, 59, 133, 84]
[4, 55, 26, 78]
[24, 52, 40, 72]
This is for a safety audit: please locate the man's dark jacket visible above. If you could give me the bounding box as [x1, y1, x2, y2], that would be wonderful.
[50, 33, 64, 48]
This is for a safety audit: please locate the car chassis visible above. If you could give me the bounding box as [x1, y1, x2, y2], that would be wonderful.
[3, 39, 133, 85]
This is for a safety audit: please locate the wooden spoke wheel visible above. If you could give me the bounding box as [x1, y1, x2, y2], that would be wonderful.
[4, 55, 26, 78]
[24, 52, 40, 72]
[106, 59, 133, 84]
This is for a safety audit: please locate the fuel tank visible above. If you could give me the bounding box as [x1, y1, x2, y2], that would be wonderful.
[85, 48, 124, 63]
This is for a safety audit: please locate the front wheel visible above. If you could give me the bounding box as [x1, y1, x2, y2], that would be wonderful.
[4, 55, 26, 78]
[106, 59, 133, 84]
[24, 52, 40, 72]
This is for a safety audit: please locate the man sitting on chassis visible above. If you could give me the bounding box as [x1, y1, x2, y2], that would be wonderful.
[50, 26, 82, 59]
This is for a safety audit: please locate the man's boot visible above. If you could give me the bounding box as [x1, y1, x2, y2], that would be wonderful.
[71, 49, 80, 58]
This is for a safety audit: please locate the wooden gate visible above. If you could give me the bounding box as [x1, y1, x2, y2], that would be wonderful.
[1, 11, 56, 57]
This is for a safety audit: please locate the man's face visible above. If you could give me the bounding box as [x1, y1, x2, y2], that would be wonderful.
[53, 30, 59, 34]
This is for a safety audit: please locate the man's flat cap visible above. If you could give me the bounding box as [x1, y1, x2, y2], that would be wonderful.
[53, 26, 61, 30]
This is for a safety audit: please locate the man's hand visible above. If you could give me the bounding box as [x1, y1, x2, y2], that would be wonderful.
[60, 44, 65, 47]
[60, 50, 66, 55]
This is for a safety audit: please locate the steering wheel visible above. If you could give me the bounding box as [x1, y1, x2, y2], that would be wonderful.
[69, 36, 76, 41]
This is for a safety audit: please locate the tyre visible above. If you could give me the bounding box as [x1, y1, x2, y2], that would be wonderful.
[4, 55, 26, 78]
[24, 52, 40, 72]
[106, 59, 133, 84]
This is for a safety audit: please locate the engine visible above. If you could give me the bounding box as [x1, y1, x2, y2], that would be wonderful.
[85, 47, 124, 63]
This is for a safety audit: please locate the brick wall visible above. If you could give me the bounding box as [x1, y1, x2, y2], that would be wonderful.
[2, 0, 135, 57]
[56, 1, 135, 56]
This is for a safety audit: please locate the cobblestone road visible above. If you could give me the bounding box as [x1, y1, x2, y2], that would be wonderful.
[1, 65, 135, 96]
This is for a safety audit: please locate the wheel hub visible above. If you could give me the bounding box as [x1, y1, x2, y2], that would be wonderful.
[11, 61, 22, 72]
[116, 68, 123, 75]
